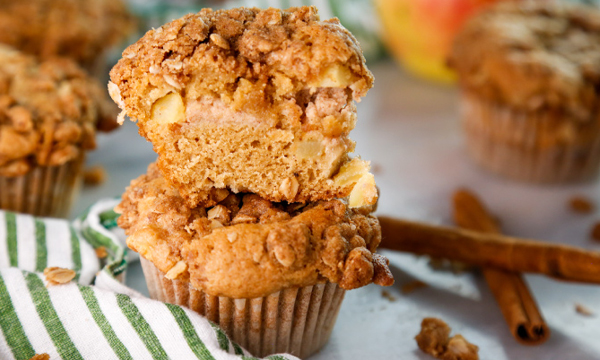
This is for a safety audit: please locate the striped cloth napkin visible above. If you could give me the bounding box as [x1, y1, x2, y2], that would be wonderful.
[0, 200, 298, 360]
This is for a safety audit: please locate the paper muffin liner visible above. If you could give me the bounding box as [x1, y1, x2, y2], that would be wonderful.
[0, 154, 85, 218]
[141, 258, 345, 358]
[461, 93, 600, 183]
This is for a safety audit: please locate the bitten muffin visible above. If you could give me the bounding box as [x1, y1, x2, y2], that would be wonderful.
[0, 0, 134, 73]
[0, 45, 117, 217]
[450, 1, 600, 183]
[116, 163, 393, 357]
[109, 6, 377, 207]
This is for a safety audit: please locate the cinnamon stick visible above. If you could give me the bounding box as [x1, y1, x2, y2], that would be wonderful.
[452, 189, 549, 345]
[377, 217, 600, 284]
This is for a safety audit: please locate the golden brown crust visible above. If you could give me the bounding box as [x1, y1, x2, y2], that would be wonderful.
[0, 46, 117, 176]
[110, 6, 372, 124]
[450, 1, 600, 121]
[117, 163, 392, 298]
[0, 0, 134, 68]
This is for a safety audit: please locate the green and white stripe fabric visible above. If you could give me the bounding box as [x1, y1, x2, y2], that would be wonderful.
[0, 202, 299, 360]
[0, 211, 99, 285]
[72, 198, 131, 288]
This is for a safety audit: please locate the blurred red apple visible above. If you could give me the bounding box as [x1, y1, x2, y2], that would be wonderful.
[375, 0, 504, 83]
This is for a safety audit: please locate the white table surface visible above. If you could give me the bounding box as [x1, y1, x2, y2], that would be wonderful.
[75, 61, 600, 360]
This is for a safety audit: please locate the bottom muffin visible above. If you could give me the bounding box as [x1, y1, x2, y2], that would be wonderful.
[142, 258, 345, 358]
[117, 164, 394, 357]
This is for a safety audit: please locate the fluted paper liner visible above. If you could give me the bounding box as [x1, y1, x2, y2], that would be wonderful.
[0, 154, 85, 218]
[141, 258, 345, 358]
[461, 93, 600, 183]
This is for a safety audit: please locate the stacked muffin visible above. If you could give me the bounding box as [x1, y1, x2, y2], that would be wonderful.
[0, 45, 117, 217]
[111, 6, 393, 358]
[450, 1, 600, 183]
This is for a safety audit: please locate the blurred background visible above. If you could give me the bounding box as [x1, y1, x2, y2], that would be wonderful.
[114, 0, 600, 83]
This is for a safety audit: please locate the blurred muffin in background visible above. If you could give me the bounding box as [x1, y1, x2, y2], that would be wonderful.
[450, 1, 600, 183]
[0, 45, 117, 217]
[375, 0, 502, 83]
[0, 0, 134, 78]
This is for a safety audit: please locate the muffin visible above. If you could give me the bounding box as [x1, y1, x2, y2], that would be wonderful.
[116, 163, 393, 358]
[109, 6, 377, 207]
[0, 45, 117, 217]
[0, 0, 134, 76]
[111, 7, 391, 356]
[449, 1, 600, 183]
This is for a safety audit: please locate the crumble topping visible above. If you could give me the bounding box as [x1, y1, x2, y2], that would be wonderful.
[451, 1, 600, 120]
[116, 163, 392, 298]
[0, 45, 117, 176]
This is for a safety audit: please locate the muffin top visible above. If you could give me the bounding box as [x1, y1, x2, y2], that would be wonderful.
[0, 0, 134, 68]
[117, 163, 393, 298]
[109, 6, 373, 126]
[450, 1, 600, 121]
[0, 45, 117, 176]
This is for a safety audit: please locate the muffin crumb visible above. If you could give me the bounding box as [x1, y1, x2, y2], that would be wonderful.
[95, 246, 108, 259]
[381, 289, 396, 302]
[43, 267, 76, 286]
[575, 303, 594, 317]
[401, 280, 428, 294]
[569, 196, 595, 214]
[591, 222, 600, 242]
[84, 165, 107, 186]
[29, 354, 50, 360]
[415, 318, 479, 360]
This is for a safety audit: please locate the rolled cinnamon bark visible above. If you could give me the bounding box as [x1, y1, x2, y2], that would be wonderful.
[453, 189, 549, 345]
[377, 216, 600, 284]
[482, 270, 549, 345]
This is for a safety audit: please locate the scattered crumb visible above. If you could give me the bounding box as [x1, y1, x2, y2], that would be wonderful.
[591, 222, 600, 242]
[43, 267, 76, 286]
[415, 318, 450, 358]
[371, 163, 383, 175]
[83, 165, 107, 186]
[401, 280, 428, 294]
[569, 196, 595, 214]
[444, 334, 479, 360]
[415, 318, 479, 360]
[381, 289, 397, 302]
[575, 303, 594, 317]
[95, 246, 108, 259]
[29, 355, 50, 360]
